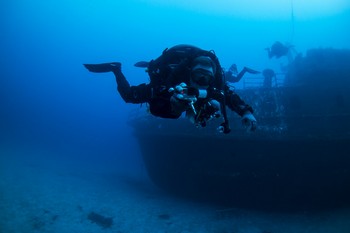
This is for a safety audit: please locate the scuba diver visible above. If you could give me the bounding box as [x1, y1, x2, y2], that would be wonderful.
[265, 41, 298, 73]
[84, 44, 257, 133]
[265, 41, 292, 59]
[225, 64, 260, 83]
[262, 68, 276, 88]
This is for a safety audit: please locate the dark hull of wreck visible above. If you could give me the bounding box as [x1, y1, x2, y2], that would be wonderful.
[130, 48, 350, 210]
[131, 116, 350, 210]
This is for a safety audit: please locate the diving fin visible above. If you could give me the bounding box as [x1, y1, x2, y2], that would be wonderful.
[134, 61, 150, 68]
[83, 62, 121, 73]
[244, 67, 260, 74]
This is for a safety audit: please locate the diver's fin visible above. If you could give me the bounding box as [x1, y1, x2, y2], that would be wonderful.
[134, 61, 150, 68]
[244, 67, 260, 74]
[83, 62, 121, 73]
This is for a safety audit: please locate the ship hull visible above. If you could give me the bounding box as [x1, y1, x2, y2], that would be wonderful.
[133, 119, 350, 210]
[130, 48, 350, 210]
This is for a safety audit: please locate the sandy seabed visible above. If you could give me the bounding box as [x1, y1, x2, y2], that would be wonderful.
[1, 145, 350, 233]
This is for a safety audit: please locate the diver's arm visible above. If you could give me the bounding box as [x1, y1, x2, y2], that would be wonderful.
[225, 88, 256, 131]
[225, 88, 253, 116]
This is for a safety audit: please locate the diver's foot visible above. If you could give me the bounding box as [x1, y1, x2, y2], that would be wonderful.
[83, 62, 121, 73]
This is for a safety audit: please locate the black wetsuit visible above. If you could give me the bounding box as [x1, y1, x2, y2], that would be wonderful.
[113, 44, 253, 119]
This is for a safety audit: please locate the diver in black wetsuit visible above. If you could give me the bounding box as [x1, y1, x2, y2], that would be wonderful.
[84, 44, 257, 133]
[225, 64, 260, 83]
[266, 41, 291, 59]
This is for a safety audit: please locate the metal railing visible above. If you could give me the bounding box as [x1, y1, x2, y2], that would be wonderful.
[241, 73, 286, 89]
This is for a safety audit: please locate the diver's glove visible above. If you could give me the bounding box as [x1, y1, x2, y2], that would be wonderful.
[169, 83, 197, 115]
[241, 111, 257, 131]
[170, 83, 198, 101]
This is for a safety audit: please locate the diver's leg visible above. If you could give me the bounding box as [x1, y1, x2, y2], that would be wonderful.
[113, 68, 152, 104]
[83, 62, 132, 100]
[235, 70, 246, 83]
[84, 62, 151, 103]
[112, 68, 132, 101]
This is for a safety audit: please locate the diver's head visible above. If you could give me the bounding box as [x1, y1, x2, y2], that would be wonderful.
[262, 68, 276, 78]
[190, 56, 216, 88]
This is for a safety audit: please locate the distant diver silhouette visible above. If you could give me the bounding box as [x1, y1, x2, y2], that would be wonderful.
[265, 41, 292, 59]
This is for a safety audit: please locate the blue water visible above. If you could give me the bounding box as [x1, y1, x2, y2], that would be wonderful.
[1, 1, 350, 232]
